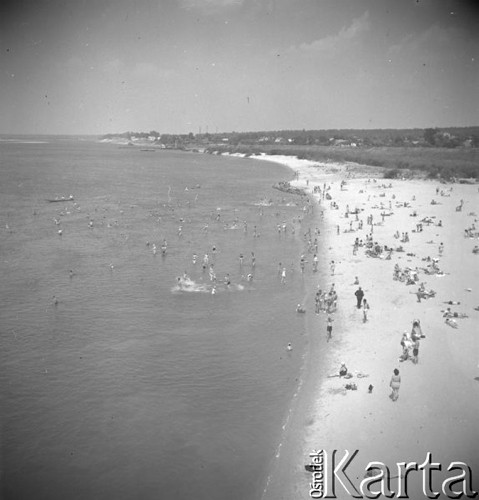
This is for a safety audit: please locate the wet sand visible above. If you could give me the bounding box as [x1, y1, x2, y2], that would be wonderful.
[259, 155, 479, 499]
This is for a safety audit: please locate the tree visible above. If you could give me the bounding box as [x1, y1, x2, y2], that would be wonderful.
[424, 128, 437, 146]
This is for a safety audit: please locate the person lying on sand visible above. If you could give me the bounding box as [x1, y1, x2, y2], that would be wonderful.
[327, 364, 370, 379]
[415, 285, 436, 302]
[344, 382, 357, 391]
[442, 308, 468, 319]
[445, 318, 459, 328]
[296, 304, 306, 313]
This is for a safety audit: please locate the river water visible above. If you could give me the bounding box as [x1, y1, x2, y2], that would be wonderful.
[0, 137, 318, 500]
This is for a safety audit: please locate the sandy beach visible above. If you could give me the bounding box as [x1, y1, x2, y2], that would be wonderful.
[258, 155, 479, 499]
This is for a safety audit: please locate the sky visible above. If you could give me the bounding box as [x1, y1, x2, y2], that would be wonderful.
[0, 0, 478, 135]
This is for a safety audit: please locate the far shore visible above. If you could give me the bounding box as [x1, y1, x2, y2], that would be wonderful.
[255, 154, 479, 499]
[97, 136, 479, 183]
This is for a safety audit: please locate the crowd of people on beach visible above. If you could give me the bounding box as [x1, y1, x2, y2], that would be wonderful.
[289, 173, 479, 407]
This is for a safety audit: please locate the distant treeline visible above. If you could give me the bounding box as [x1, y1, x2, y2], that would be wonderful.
[204, 126, 479, 148]
[102, 126, 479, 148]
[101, 127, 479, 180]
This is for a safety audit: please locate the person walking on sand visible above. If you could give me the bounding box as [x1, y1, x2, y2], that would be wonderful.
[330, 260, 335, 276]
[355, 287, 364, 309]
[389, 368, 401, 401]
[326, 316, 333, 342]
[412, 338, 420, 364]
[362, 299, 370, 322]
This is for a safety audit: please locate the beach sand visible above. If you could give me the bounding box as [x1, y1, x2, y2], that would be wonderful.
[258, 155, 479, 499]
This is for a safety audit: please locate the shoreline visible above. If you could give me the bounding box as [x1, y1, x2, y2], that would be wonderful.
[255, 154, 356, 500]
[251, 154, 479, 499]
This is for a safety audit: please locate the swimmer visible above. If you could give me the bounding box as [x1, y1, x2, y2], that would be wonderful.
[296, 304, 306, 313]
[286, 343, 293, 351]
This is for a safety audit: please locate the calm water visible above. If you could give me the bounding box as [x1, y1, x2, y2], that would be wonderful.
[0, 138, 315, 500]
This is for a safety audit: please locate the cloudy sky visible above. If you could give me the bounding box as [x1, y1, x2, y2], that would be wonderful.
[0, 0, 477, 135]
